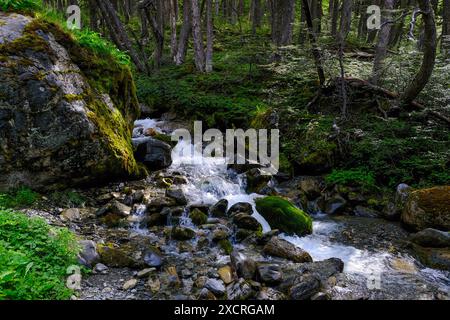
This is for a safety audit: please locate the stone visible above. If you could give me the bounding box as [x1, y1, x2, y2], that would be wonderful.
[245, 168, 272, 194]
[299, 177, 324, 200]
[0, 13, 142, 191]
[212, 226, 231, 242]
[210, 199, 229, 217]
[204, 278, 226, 296]
[189, 208, 208, 226]
[218, 266, 234, 285]
[147, 277, 161, 293]
[137, 268, 156, 278]
[227, 202, 253, 216]
[198, 288, 217, 300]
[166, 188, 188, 205]
[60, 208, 81, 222]
[195, 276, 209, 288]
[232, 213, 262, 231]
[412, 245, 450, 271]
[93, 263, 108, 274]
[110, 200, 131, 217]
[171, 226, 196, 240]
[143, 248, 164, 268]
[78, 240, 100, 268]
[410, 228, 450, 248]
[257, 264, 283, 285]
[123, 279, 138, 291]
[132, 137, 172, 170]
[263, 237, 313, 263]
[354, 206, 380, 218]
[97, 244, 140, 268]
[256, 287, 286, 300]
[401, 186, 450, 231]
[230, 249, 257, 280]
[289, 275, 321, 300]
[227, 279, 255, 300]
[255, 196, 313, 236]
[325, 195, 347, 215]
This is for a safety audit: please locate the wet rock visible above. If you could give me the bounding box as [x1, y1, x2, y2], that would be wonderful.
[172, 175, 188, 185]
[60, 208, 81, 222]
[198, 288, 217, 300]
[263, 237, 312, 263]
[146, 197, 177, 212]
[296, 258, 344, 283]
[166, 188, 188, 205]
[257, 230, 281, 245]
[97, 244, 141, 268]
[227, 279, 255, 300]
[410, 228, 450, 248]
[171, 226, 196, 240]
[123, 279, 138, 291]
[147, 277, 161, 294]
[137, 268, 156, 278]
[189, 208, 208, 226]
[354, 206, 380, 218]
[255, 196, 312, 236]
[235, 229, 258, 242]
[188, 204, 210, 214]
[133, 137, 172, 170]
[93, 263, 108, 274]
[311, 292, 330, 300]
[325, 195, 347, 215]
[245, 168, 272, 194]
[412, 245, 450, 271]
[383, 183, 412, 220]
[232, 213, 262, 231]
[195, 276, 209, 288]
[257, 264, 283, 285]
[210, 199, 229, 218]
[299, 177, 324, 200]
[212, 226, 231, 242]
[205, 278, 226, 296]
[143, 248, 164, 268]
[401, 186, 450, 231]
[256, 287, 286, 300]
[78, 240, 100, 268]
[96, 200, 131, 217]
[289, 275, 321, 300]
[230, 249, 257, 280]
[144, 213, 167, 227]
[227, 202, 253, 216]
[218, 266, 234, 285]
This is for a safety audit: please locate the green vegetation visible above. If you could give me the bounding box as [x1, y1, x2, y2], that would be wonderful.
[326, 168, 376, 190]
[49, 190, 86, 208]
[0, 188, 39, 209]
[0, 0, 41, 12]
[255, 196, 313, 236]
[0, 209, 80, 300]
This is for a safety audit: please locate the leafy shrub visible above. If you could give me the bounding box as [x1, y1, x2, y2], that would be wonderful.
[0, 0, 41, 12]
[0, 210, 79, 300]
[49, 190, 86, 208]
[326, 168, 376, 189]
[0, 187, 39, 209]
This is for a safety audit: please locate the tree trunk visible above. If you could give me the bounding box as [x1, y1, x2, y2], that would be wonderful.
[331, 0, 340, 36]
[370, 0, 395, 85]
[339, 0, 353, 40]
[170, 0, 178, 61]
[176, 0, 192, 65]
[401, 0, 437, 105]
[191, 0, 206, 72]
[442, 0, 450, 55]
[271, 0, 295, 46]
[205, 0, 214, 72]
[96, 0, 147, 73]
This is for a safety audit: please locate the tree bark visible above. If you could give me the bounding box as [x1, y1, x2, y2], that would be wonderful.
[442, 0, 450, 55]
[176, 0, 192, 65]
[370, 0, 395, 85]
[170, 0, 178, 61]
[191, 0, 206, 72]
[401, 0, 437, 105]
[205, 0, 214, 72]
[271, 0, 296, 46]
[339, 0, 353, 40]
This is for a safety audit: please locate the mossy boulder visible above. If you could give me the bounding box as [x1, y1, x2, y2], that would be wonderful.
[401, 186, 450, 232]
[255, 196, 313, 236]
[0, 13, 143, 191]
[189, 208, 208, 226]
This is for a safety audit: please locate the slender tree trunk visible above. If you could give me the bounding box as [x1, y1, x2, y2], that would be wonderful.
[271, 0, 295, 46]
[170, 0, 178, 61]
[339, 0, 353, 40]
[176, 0, 192, 65]
[370, 0, 395, 85]
[401, 0, 437, 105]
[331, 0, 340, 36]
[206, 0, 214, 72]
[191, 0, 206, 71]
[442, 0, 450, 55]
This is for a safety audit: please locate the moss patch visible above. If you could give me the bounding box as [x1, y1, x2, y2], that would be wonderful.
[255, 196, 313, 236]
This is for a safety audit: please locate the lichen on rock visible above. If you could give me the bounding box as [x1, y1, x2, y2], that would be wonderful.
[0, 13, 144, 191]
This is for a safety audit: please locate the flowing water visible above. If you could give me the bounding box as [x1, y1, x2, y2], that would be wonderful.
[134, 118, 450, 299]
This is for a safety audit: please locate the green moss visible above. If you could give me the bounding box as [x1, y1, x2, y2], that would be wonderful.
[63, 94, 83, 102]
[218, 239, 233, 255]
[255, 196, 313, 236]
[189, 208, 208, 226]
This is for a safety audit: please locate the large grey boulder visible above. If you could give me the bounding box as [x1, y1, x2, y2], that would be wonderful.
[132, 137, 172, 170]
[0, 13, 142, 191]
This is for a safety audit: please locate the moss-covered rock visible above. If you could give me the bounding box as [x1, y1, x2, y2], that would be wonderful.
[401, 186, 450, 231]
[189, 208, 208, 226]
[0, 13, 143, 191]
[255, 196, 313, 236]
